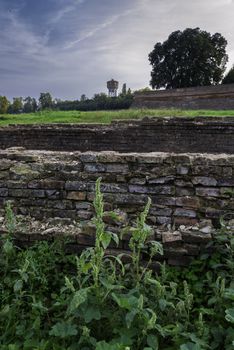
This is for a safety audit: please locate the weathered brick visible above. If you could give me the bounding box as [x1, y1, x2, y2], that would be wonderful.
[84, 163, 106, 173]
[176, 196, 200, 209]
[162, 232, 182, 245]
[67, 191, 86, 200]
[192, 176, 217, 186]
[129, 185, 174, 195]
[174, 208, 197, 218]
[177, 165, 189, 175]
[0, 188, 8, 197]
[196, 187, 220, 197]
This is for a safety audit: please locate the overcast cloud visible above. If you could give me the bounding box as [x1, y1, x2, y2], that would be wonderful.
[0, 0, 233, 100]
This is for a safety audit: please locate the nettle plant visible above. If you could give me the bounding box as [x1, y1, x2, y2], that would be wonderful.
[0, 178, 233, 350]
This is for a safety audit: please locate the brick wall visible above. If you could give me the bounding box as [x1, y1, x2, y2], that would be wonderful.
[0, 149, 233, 265]
[0, 117, 234, 154]
[133, 83, 234, 109]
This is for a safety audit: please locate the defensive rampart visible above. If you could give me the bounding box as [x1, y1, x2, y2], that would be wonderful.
[133, 84, 234, 110]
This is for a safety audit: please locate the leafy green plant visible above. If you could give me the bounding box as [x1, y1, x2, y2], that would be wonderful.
[0, 180, 233, 349]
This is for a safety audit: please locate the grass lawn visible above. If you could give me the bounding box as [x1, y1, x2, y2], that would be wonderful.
[0, 108, 234, 126]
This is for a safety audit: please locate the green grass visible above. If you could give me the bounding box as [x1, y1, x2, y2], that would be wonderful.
[0, 108, 234, 126]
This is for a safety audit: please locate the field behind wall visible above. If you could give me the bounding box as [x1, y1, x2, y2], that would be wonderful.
[0, 108, 234, 125]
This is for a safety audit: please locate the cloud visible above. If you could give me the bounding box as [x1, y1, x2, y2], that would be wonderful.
[65, 8, 136, 48]
[49, 0, 86, 25]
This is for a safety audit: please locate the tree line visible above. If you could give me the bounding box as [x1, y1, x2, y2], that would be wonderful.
[0, 85, 133, 114]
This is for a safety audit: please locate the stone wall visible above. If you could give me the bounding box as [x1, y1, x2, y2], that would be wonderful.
[0, 117, 234, 154]
[0, 148, 233, 266]
[133, 84, 234, 110]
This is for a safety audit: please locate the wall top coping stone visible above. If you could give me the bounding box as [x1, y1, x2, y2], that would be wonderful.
[1, 149, 234, 163]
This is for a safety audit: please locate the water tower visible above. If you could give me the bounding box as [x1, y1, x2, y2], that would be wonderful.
[107, 79, 119, 97]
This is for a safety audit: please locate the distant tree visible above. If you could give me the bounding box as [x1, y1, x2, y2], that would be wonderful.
[149, 28, 228, 89]
[80, 94, 87, 102]
[0, 96, 10, 114]
[222, 65, 234, 84]
[121, 83, 127, 95]
[10, 97, 23, 114]
[23, 96, 37, 113]
[39, 92, 53, 110]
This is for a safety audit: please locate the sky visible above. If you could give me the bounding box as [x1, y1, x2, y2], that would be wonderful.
[0, 0, 234, 100]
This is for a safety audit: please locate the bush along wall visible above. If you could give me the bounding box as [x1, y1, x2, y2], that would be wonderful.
[0, 179, 233, 350]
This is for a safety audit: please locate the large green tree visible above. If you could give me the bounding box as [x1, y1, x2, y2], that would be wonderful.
[222, 65, 234, 84]
[149, 28, 228, 89]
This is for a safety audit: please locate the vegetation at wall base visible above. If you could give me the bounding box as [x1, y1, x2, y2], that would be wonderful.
[0, 109, 234, 126]
[0, 180, 234, 350]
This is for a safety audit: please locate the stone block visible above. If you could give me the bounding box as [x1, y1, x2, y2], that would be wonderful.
[174, 217, 198, 226]
[77, 210, 93, 220]
[196, 187, 220, 197]
[84, 163, 106, 173]
[8, 189, 30, 198]
[181, 231, 212, 243]
[75, 202, 92, 210]
[150, 208, 172, 216]
[176, 196, 200, 208]
[7, 181, 28, 189]
[152, 196, 176, 206]
[129, 185, 174, 195]
[162, 231, 182, 245]
[192, 176, 217, 186]
[65, 181, 91, 191]
[175, 179, 193, 187]
[106, 164, 129, 173]
[0, 160, 13, 170]
[174, 208, 197, 218]
[0, 188, 8, 197]
[100, 183, 128, 193]
[28, 180, 65, 189]
[129, 177, 146, 185]
[176, 187, 195, 196]
[205, 208, 226, 218]
[67, 191, 86, 200]
[177, 165, 190, 175]
[0, 171, 9, 180]
[31, 190, 46, 198]
[148, 176, 175, 184]
[156, 216, 172, 225]
[222, 167, 233, 177]
[164, 246, 188, 257]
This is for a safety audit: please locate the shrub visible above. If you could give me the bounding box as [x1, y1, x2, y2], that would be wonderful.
[0, 179, 233, 349]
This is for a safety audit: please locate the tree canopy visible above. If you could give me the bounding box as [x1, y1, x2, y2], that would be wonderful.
[39, 92, 53, 110]
[222, 65, 234, 84]
[0, 96, 9, 114]
[149, 28, 228, 89]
